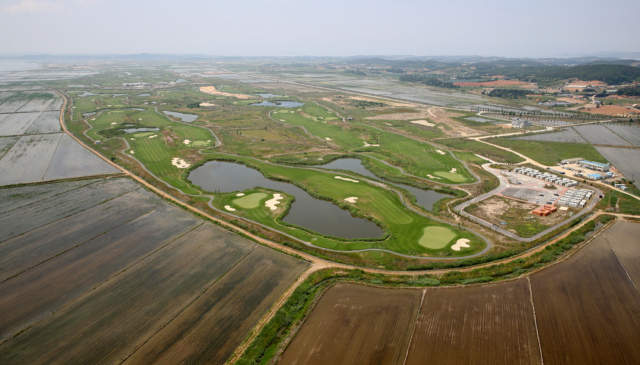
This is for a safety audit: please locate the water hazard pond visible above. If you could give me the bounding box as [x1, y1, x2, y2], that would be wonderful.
[188, 161, 383, 239]
[250, 101, 304, 108]
[314, 158, 449, 211]
[163, 111, 198, 123]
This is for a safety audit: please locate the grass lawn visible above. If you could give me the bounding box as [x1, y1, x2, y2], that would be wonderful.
[490, 138, 608, 165]
[419, 226, 457, 249]
[234, 193, 268, 209]
[198, 153, 486, 257]
[439, 138, 525, 164]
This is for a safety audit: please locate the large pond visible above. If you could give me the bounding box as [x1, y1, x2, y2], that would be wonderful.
[250, 101, 305, 108]
[314, 158, 449, 211]
[123, 127, 160, 134]
[189, 161, 383, 239]
[163, 111, 198, 123]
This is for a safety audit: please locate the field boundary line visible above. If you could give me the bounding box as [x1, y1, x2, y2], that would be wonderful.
[0, 221, 205, 347]
[603, 233, 640, 296]
[402, 288, 426, 365]
[39, 132, 65, 181]
[0, 191, 164, 284]
[527, 276, 544, 365]
[120, 243, 259, 364]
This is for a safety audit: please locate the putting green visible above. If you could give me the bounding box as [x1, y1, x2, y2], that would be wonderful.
[418, 226, 456, 249]
[434, 171, 467, 182]
[233, 193, 268, 209]
[191, 141, 209, 147]
[133, 132, 155, 138]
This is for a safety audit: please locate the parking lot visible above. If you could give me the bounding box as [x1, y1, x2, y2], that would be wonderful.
[501, 187, 559, 205]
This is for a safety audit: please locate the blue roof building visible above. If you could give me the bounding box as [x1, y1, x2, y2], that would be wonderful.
[579, 160, 611, 172]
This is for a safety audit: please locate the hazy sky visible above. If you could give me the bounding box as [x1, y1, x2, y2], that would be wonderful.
[1, 0, 639, 58]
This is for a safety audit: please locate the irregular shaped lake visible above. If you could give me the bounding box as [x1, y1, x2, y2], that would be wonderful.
[163, 111, 198, 123]
[250, 101, 305, 108]
[189, 161, 383, 239]
[123, 127, 160, 134]
[314, 158, 449, 211]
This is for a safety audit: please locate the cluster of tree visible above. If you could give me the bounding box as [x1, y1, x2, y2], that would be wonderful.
[487, 88, 529, 99]
[343, 58, 453, 71]
[386, 68, 404, 73]
[186, 102, 200, 108]
[399, 74, 459, 89]
[351, 100, 385, 108]
[475, 64, 640, 85]
[617, 85, 640, 96]
[345, 69, 366, 76]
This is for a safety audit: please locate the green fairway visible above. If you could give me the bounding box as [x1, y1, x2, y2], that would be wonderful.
[234, 193, 268, 209]
[133, 132, 155, 138]
[434, 171, 467, 182]
[198, 153, 485, 257]
[490, 138, 608, 165]
[418, 226, 456, 249]
[190, 140, 210, 147]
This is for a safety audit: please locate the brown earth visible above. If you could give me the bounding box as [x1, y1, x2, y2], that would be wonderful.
[278, 283, 422, 365]
[405, 280, 542, 365]
[583, 104, 639, 116]
[199, 86, 255, 99]
[530, 233, 640, 365]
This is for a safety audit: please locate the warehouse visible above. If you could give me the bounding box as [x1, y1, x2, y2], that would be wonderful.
[579, 160, 611, 172]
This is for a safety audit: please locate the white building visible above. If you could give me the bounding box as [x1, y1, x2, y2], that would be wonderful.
[512, 117, 532, 128]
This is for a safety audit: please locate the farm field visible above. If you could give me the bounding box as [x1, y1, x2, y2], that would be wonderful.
[530, 230, 640, 365]
[595, 147, 640, 188]
[16, 98, 53, 112]
[603, 123, 640, 147]
[0, 177, 309, 364]
[0, 133, 63, 184]
[0, 100, 29, 113]
[25, 111, 61, 134]
[0, 136, 18, 158]
[573, 124, 631, 146]
[279, 283, 422, 365]
[601, 221, 640, 288]
[514, 128, 587, 144]
[42, 134, 119, 180]
[405, 280, 541, 365]
[0, 111, 41, 135]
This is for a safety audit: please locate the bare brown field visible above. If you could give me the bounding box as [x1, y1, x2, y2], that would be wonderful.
[278, 283, 422, 365]
[0, 205, 203, 343]
[0, 188, 165, 282]
[0, 223, 256, 364]
[124, 245, 308, 365]
[199, 86, 255, 99]
[603, 221, 640, 288]
[405, 280, 541, 365]
[531, 234, 640, 364]
[583, 104, 638, 116]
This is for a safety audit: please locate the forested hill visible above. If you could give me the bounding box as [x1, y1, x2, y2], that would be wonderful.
[474, 64, 640, 84]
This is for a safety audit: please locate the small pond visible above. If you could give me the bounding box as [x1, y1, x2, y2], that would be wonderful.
[256, 93, 283, 98]
[67, 85, 86, 88]
[74, 91, 98, 97]
[176, 79, 187, 83]
[189, 161, 383, 239]
[83, 112, 98, 117]
[113, 93, 127, 97]
[123, 127, 160, 134]
[163, 110, 198, 123]
[137, 93, 151, 97]
[314, 158, 449, 211]
[250, 101, 304, 108]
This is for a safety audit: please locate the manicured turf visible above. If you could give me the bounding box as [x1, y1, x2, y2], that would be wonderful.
[491, 138, 608, 165]
[234, 193, 268, 209]
[419, 226, 456, 249]
[201, 153, 485, 257]
[438, 138, 526, 164]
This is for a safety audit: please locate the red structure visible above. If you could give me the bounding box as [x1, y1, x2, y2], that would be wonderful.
[532, 205, 557, 216]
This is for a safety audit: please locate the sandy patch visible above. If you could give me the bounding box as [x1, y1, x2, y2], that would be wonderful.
[366, 112, 430, 121]
[171, 157, 191, 169]
[451, 238, 471, 251]
[224, 205, 236, 211]
[435, 149, 446, 155]
[130, 150, 134, 154]
[325, 137, 332, 141]
[449, 168, 457, 173]
[236, 193, 245, 196]
[207, 140, 211, 142]
[583, 105, 638, 116]
[384, 123, 392, 126]
[183, 139, 191, 145]
[130, 138, 135, 140]
[200, 102, 216, 107]
[199, 86, 254, 99]
[265, 193, 283, 210]
[344, 197, 358, 203]
[557, 97, 587, 104]
[110, 122, 116, 125]
[363, 141, 380, 147]
[427, 174, 441, 179]
[335, 176, 359, 183]
[318, 157, 323, 160]
[149, 135, 157, 139]
[410, 120, 435, 127]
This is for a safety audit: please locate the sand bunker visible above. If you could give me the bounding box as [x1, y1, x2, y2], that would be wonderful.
[130, 138, 135, 140]
[171, 157, 191, 169]
[110, 122, 116, 125]
[363, 142, 380, 147]
[265, 193, 283, 210]
[411, 120, 435, 127]
[130, 150, 135, 154]
[199, 86, 254, 99]
[435, 150, 446, 155]
[183, 139, 191, 145]
[325, 137, 332, 141]
[236, 193, 245, 196]
[200, 102, 216, 107]
[335, 176, 359, 183]
[427, 174, 441, 180]
[344, 197, 358, 203]
[451, 239, 470, 251]
[149, 135, 157, 139]
[224, 205, 236, 211]
[449, 168, 457, 173]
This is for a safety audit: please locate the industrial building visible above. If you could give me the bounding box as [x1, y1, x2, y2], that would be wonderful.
[556, 188, 593, 208]
[511, 117, 532, 128]
[561, 157, 584, 164]
[578, 160, 611, 172]
[532, 205, 558, 216]
[513, 167, 578, 187]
